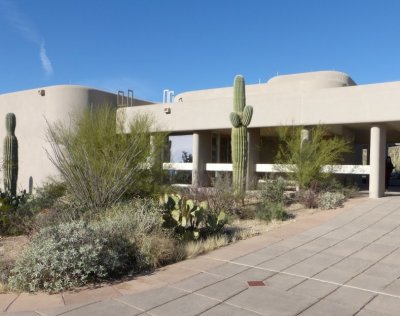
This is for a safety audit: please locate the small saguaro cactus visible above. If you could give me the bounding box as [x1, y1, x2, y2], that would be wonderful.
[229, 75, 253, 195]
[3, 113, 18, 196]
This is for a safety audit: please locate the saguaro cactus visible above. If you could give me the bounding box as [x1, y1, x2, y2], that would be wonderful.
[229, 75, 253, 195]
[3, 113, 18, 196]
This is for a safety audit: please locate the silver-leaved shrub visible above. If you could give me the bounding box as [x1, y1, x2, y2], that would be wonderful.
[8, 220, 133, 292]
[318, 192, 346, 210]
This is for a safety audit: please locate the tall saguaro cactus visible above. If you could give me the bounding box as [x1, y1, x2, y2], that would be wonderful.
[3, 113, 18, 196]
[229, 75, 253, 195]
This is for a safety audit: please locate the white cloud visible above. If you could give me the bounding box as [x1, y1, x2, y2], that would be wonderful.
[40, 42, 53, 76]
[0, 0, 54, 76]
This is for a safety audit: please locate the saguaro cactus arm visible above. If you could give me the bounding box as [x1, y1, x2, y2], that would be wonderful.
[242, 105, 253, 127]
[229, 112, 242, 128]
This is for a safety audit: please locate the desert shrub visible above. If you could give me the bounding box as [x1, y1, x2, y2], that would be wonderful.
[296, 189, 319, 208]
[0, 191, 29, 235]
[8, 220, 135, 292]
[257, 202, 288, 222]
[256, 202, 288, 222]
[188, 174, 242, 217]
[319, 178, 359, 199]
[92, 199, 179, 269]
[318, 192, 346, 210]
[24, 181, 66, 211]
[46, 106, 166, 210]
[275, 125, 351, 189]
[260, 177, 288, 205]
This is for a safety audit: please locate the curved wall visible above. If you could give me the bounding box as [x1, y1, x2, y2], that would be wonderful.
[0, 85, 125, 191]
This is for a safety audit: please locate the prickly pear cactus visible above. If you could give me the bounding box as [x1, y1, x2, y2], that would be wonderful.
[229, 75, 253, 195]
[3, 113, 18, 196]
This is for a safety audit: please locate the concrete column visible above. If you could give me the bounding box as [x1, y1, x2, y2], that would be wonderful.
[247, 128, 260, 190]
[192, 131, 212, 187]
[369, 125, 386, 198]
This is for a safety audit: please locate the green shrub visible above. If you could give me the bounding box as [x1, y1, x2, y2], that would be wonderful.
[318, 192, 346, 210]
[256, 202, 288, 222]
[46, 106, 166, 210]
[275, 125, 351, 189]
[260, 177, 288, 205]
[0, 191, 29, 235]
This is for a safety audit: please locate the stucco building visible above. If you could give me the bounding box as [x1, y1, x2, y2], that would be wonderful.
[1, 70, 399, 198]
[0, 85, 151, 192]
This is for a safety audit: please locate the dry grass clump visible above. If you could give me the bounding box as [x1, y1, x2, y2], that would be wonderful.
[182, 218, 291, 259]
[0, 236, 28, 293]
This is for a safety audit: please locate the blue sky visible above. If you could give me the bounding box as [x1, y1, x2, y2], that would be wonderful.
[1, 0, 400, 103]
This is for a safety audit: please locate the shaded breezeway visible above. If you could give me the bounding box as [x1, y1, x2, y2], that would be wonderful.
[3, 196, 400, 315]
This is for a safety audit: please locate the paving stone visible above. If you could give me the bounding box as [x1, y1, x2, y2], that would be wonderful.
[348, 229, 387, 244]
[205, 262, 249, 278]
[263, 273, 306, 291]
[0, 312, 40, 316]
[364, 294, 400, 316]
[346, 274, 394, 292]
[322, 239, 368, 257]
[151, 265, 200, 284]
[148, 293, 219, 316]
[314, 266, 356, 284]
[382, 279, 400, 296]
[362, 262, 400, 280]
[200, 303, 261, 316]
[197, 278, 248, 301]
[6, 293, 64, 312]
[256, 255, 295, 272]
[60, 299, 142, 316]
[378, 235, 400, 247]
[0, 294, 18, 312]
[298, 299, 361, 316]
[294, 241, 328, 253]
[270, 247, 317, 264]
[379, 249, 400, 265]
[62, 285, 120, 306]
[172, 272, 224, 292]
[37, 302, 100, 316]
[232, 267, 275, 282]
[319, 256, 374, 280]
[173, 256, 225, 272]
[117, 286, 187, 311]
[284, 253, 343, 277]
[324, 286, 376, 310]
[356, 308, 391, 316]
[112, 275, 167, 295]
[227, 286, 317, 316]
[324, 226, 360, 240]
[352, 242, 397, 262]
[250, 244, 292, 260]
[204, 247, 246, 261]
[232, 253, 271, 266]
[288, 279, 338, 299]
[301, 236, 338, 249]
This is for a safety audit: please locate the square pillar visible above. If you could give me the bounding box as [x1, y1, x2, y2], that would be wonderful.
[369, 125, 386, 198]
[192, 131, 212, 187]
[247, 128, 260, 190]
